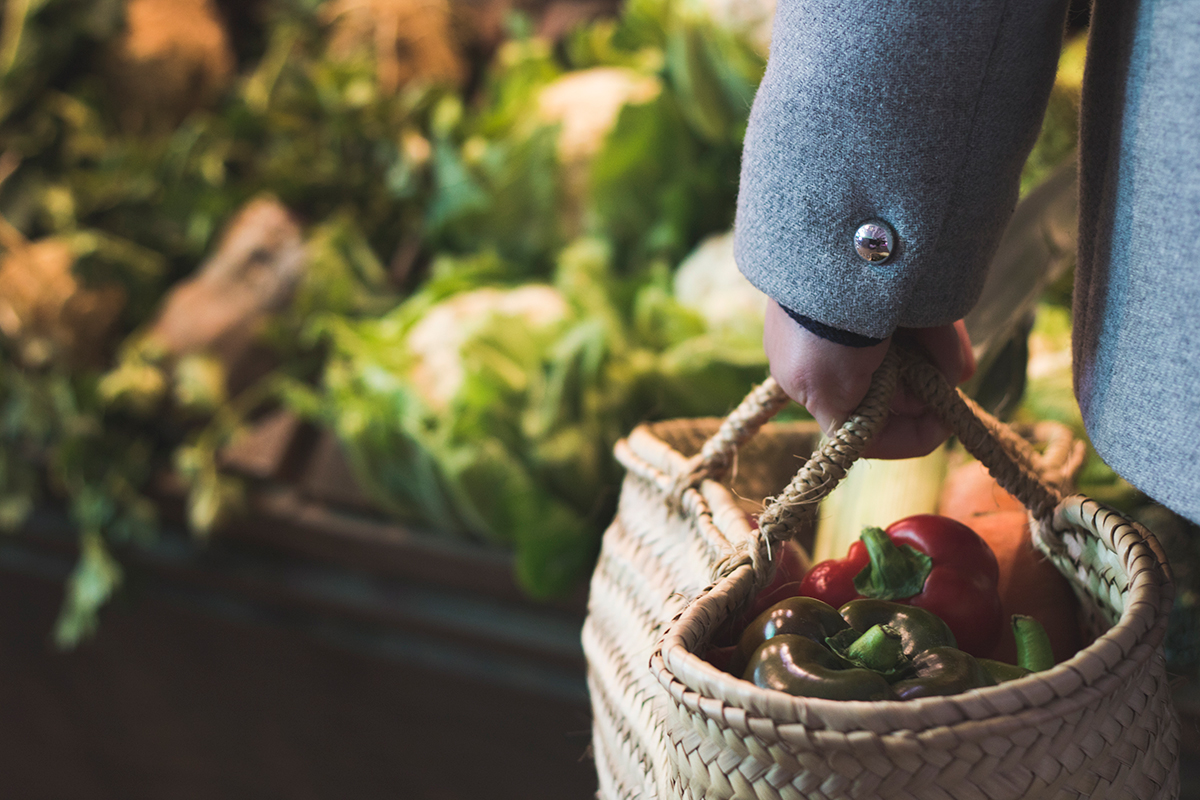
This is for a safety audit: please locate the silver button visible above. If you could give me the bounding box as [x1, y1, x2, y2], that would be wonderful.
[854, 221, 895, 263]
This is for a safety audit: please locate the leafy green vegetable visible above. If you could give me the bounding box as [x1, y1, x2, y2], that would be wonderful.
[55, 529, 123, 647]
[305, 236, 767, 596]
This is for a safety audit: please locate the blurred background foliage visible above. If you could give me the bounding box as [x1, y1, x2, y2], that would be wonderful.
[0, 0, 779, 642]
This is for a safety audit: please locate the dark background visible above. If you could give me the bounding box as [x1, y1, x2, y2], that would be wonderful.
[0, 506, 596, 800]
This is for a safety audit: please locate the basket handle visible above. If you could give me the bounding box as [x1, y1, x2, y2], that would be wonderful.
[668, 375, 794, 495]
[679, 343, 1065, 557]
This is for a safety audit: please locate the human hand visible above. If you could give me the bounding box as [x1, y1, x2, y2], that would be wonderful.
[763, 300, 974, 459]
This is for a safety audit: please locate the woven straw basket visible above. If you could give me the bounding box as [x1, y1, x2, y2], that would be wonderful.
[582, 346, 1180, 800]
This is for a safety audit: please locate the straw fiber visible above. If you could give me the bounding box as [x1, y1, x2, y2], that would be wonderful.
[582, 346, 1179, 799]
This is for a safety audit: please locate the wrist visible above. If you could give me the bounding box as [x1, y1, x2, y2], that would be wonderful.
[778, 304, 887, 349]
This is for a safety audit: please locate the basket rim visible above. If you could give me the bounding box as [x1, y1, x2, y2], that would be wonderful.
[622, 421, 1173, 742]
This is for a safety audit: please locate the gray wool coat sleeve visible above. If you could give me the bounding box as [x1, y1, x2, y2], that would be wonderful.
[1073, 0, 1200, 523]
[734, 0, 1069, 340]
[736, 0, 1200, 523]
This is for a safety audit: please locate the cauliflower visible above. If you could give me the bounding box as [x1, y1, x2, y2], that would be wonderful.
[406, 285, 570, 409]
[535, 67, 662, 232]
[535, 67, 662, 164]
[673, 231, 766, 334]
[693, 0, 776, 55]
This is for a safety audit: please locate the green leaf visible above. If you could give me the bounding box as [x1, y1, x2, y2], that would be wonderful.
[292, 213, 394, 321]
[54, 529, 122, 648]
[186, 471, 244, 537]
[513, 498, 597, 599]
[664, 23, 731, 143]
[586, 87, 741, 267]
[426, 127, 564, 271]
[173, 354, 228, 413]
[425, 138, 491, 233]
[70, 485, 114, 531]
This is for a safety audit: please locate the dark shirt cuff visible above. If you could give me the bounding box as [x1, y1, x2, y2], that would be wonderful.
[779, 305, 886, 348]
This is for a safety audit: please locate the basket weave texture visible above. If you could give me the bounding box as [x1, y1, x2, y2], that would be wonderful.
[582, 347, 1180, 799]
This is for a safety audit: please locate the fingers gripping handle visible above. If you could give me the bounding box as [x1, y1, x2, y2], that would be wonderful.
[678, 343, 1061, 578]
[756, 348, 902, 545]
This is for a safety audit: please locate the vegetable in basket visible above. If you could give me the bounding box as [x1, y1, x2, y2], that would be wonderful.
[736, 515, 810, 624]
[734, 596, 893, 701]
[798, 514, 1003, 657]
[938, 457, 1084, 664]
[733, 596, 1050, 701]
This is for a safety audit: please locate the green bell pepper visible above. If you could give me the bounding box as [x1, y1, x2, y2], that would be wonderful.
[890, 646, 997, 700]
[837, 598, 957, 655]
[736, 597, 1009, 701]
[732, 595, 850, 675]
[744, 634, 895, 701]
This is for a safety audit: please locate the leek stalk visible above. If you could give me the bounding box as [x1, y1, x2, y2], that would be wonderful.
[812, 444, 949, 564]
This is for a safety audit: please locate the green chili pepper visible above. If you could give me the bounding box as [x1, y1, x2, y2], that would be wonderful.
[1012, 614, 1055, 672]
[973, 615, 1053, 684]
[977, 658, 1032, 684]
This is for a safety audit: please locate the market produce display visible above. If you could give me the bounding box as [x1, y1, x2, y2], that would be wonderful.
[0, 0, 776, 642]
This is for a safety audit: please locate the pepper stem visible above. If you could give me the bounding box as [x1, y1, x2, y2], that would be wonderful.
[844, 624, 904, 672]
[1013, 615, 1054, 672]
[852, 526, 933, 600]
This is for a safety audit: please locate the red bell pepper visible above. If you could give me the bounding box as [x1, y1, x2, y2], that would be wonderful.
[797, 514, 1003, 657]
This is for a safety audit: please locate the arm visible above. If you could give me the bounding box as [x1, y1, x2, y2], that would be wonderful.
[737, 0, 1068, 455]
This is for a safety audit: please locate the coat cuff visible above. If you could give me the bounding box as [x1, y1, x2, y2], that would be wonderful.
[779, 304, 886, 348]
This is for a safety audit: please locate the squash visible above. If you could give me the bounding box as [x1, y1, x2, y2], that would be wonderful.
[939, 458, 1083, 664]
